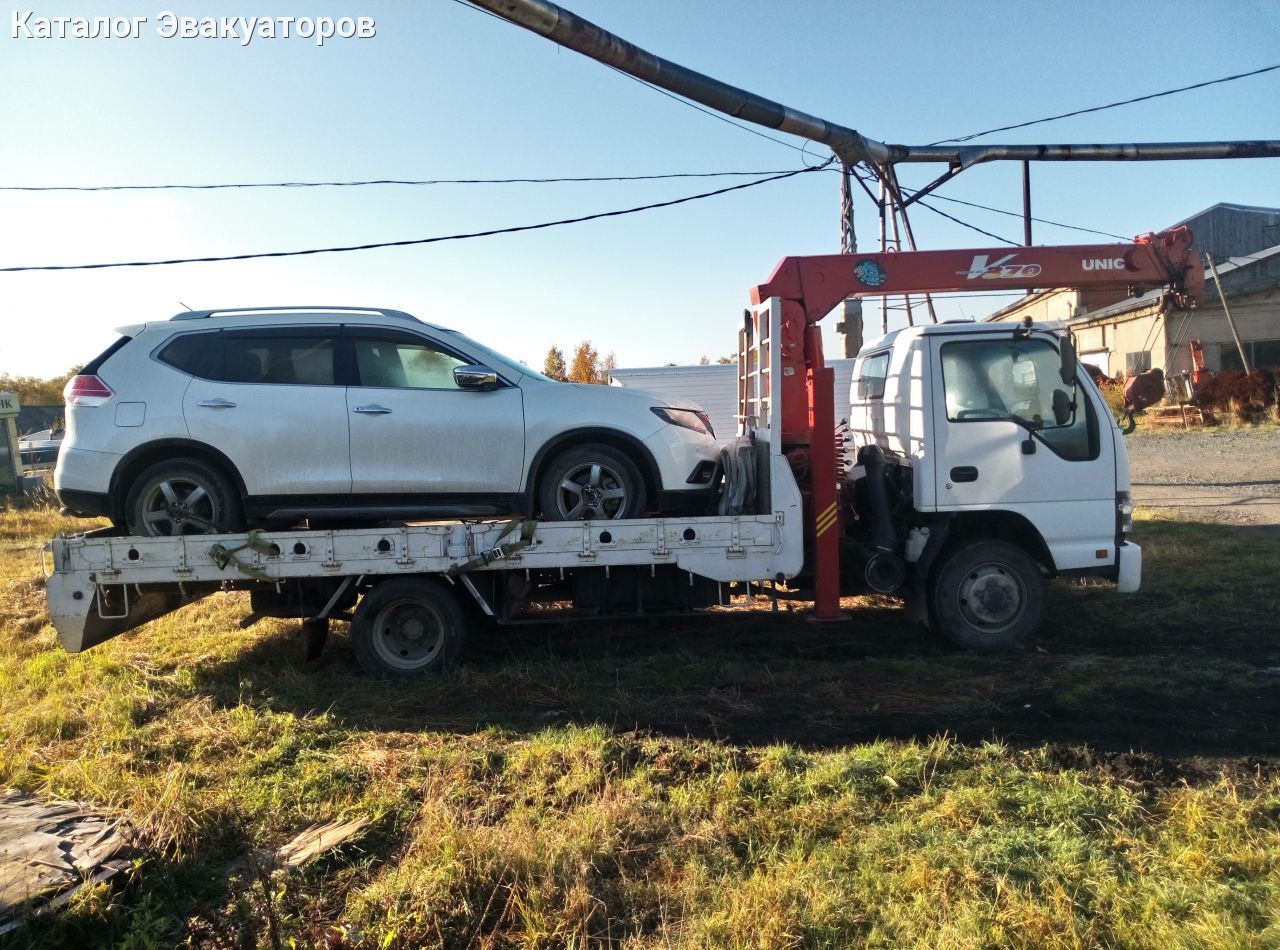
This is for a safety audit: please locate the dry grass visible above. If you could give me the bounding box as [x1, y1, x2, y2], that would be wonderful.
[2, 501, 1279, 947]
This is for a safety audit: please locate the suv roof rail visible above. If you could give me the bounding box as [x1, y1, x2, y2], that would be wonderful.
[170, 306, 422, 323]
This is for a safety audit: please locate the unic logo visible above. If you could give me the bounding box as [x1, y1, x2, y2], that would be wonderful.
[957, 254, 1043, 280]
[1082, 257, 1128, 271]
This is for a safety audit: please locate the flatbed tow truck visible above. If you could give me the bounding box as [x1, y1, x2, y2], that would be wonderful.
[44, 229, 1204, 675]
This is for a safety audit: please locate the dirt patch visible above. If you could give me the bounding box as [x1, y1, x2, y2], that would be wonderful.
[1128, 427, 1280, 525]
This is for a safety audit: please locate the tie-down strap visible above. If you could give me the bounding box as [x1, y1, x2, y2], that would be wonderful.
[208, 529, 277, 582]
[447, 519, 537, 575]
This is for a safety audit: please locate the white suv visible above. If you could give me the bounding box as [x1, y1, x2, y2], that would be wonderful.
[55, 307, 722, 536]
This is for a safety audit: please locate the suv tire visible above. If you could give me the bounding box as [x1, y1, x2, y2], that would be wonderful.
[125, 457, 243, 537]
[538, 443, 646, 520]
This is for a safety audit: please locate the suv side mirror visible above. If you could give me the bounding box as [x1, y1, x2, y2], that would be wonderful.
[454, 365, 500, 391]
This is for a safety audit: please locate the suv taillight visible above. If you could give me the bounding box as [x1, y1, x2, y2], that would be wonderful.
[64, 374, 114, 407]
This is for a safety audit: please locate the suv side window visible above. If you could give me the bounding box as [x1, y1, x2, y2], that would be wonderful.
[158, 330, 337, 384]
[352, 336, 468, 390]
[222, 333, 336, 385]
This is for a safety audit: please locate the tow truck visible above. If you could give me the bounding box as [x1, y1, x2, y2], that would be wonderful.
[43, 228, 1203, 675]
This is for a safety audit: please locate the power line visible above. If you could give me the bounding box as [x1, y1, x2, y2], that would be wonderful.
[0, 160, 831, 273]
[606, 65, 813, 155]
[926, 193, 1129, 241]
[932, 62, 1280, 144]
[914, 198, 1020, 246]
[853, 166, 1130, 241]
[0, 169, 814, 193]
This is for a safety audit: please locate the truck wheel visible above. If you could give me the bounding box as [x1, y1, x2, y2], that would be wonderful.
[125, 458, 243, 537]
[929, 539, 1044, 651]
[538, 444, 646, 520]
[349, 578, 468, 678]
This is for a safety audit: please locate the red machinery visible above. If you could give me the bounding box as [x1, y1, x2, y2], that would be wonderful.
[748, 227, 1205, 619]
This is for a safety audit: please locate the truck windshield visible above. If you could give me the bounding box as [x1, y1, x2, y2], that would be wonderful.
[941, 338, 1097, 460]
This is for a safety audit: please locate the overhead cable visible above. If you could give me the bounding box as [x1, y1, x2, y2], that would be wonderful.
[0, 168, 818, 192]
[0, 160, 832, 273]
[932, 62, 1280, 144]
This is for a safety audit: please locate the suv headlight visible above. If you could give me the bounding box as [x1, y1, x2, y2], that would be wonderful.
[1117, 491, 1134, 537]
[651, 407, 714, 439]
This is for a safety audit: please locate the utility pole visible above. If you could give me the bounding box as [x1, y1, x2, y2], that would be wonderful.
[835, 164, 863, 358]
[1206, 252, 1252, 373]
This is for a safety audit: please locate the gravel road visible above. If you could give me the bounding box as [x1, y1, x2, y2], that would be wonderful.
[1126, 426, 1280, 524]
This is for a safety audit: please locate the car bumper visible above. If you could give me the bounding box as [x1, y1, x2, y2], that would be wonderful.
[56, 488, 113, 519]
[643, 425, 720, 490]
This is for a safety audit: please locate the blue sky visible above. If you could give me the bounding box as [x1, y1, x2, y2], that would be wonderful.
[2, 0, 1278, 378]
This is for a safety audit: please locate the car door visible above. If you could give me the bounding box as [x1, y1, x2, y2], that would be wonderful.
[344, 327, 525, 496]
[179, 327, 351, 497]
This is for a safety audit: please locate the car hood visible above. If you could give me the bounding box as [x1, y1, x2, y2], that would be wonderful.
[557, 382, 708, 413]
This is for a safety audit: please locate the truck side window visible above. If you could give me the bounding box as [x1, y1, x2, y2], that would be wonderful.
[941, 339, 1098, 461]
[855, 352, 890, 399]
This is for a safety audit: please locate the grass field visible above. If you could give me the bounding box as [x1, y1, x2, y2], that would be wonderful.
[2, 502, 1279, 948]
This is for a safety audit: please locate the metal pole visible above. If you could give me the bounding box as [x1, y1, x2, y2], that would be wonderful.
[1022, 161, 1033, 298]
[878, 179, 888, 335]
[1021, 161, 1033, 246]
[1205, 252, 1252, 373]
[467, 0, 1280, 170]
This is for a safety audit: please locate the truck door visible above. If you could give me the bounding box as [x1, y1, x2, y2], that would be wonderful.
[929, 334, 1117, 571]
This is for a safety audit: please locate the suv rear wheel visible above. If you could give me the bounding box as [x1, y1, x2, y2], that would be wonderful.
[124, 458, 243, 537]
[538, 444, 646, 520]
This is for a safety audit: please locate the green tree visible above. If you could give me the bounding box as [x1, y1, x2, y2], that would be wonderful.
[542, 346, 567, 381]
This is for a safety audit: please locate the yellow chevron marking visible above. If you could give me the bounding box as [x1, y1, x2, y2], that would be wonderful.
[815, 502, 839, 537]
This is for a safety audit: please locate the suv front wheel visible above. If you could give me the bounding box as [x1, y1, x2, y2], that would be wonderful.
[124, 457, 244, 537]
[538, 444, 646, 521]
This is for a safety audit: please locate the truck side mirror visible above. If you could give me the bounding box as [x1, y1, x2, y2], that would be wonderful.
[1052, 388, 1074, 426]
[1059, 335, 1078, 386]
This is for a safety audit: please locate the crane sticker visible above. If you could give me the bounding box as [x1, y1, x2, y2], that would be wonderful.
[853, 259, 888, 288]
[958, 254, 1043, 280]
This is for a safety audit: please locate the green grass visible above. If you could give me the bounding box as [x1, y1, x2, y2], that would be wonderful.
[2, 503, 1279, 947]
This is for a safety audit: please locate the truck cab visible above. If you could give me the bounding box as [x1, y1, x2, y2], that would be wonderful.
[844, 320, 1139, 649]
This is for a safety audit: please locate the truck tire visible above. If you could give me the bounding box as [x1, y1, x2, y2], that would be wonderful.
[125, 457, 243, 537]
[929, 539, 1044, 652]
[538, 443, 646, 520]
[349, 578, 469, 678]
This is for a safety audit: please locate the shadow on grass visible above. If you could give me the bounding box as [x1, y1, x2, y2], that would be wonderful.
[184, 519, 1280, 762]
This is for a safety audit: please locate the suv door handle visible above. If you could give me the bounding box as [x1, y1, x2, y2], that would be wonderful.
[197, 398, 237, 409]
[353, 404, 392, 414]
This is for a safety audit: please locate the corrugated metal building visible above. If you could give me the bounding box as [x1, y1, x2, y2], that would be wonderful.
[610, 360, 858, 444]
[985, 203, 1280, 377]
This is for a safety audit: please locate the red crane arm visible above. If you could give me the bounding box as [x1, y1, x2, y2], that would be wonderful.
[751, 226, 1204, 322]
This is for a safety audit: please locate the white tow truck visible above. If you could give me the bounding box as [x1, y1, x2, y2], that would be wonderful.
[43, 231, 1204, 674]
